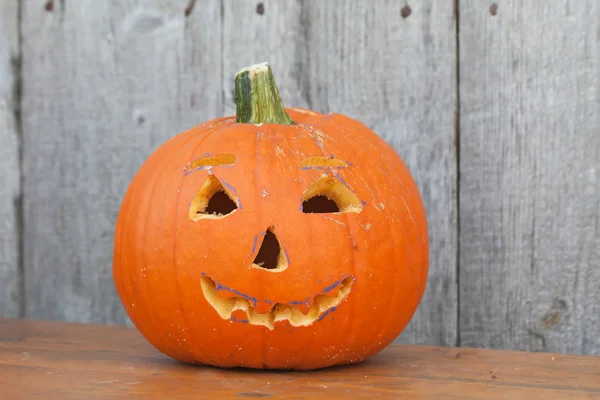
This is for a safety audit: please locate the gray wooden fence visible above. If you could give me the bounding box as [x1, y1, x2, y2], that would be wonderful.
[0, 0, 598, 355]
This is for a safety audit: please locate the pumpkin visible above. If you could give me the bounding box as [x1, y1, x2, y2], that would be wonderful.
[113, 62, 428, 370]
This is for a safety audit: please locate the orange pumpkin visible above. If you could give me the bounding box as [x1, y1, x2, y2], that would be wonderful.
[113, 63, 428, 370]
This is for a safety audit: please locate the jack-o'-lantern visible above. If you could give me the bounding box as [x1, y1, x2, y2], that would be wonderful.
[113, 63, 428, 370]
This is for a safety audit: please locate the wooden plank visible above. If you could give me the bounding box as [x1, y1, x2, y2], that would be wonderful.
[302, 0, 458, 346]
[459, 0, 600, 355]
[0, 0, 21, 317]
[1, 318, 599, 399]
[20, 1, 222, 324]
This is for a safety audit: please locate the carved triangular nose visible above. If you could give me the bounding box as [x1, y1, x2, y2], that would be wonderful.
[251, 227, 288, 272]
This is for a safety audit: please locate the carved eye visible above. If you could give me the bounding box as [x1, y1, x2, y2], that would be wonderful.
[189, 175, 238, 220]
[301, 175, 363, 214]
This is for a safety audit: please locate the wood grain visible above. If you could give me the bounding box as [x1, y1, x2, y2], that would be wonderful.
[0, 0, 21, 318]
[20, 0, 222, 324]
[1, 318, 598, 399]
[459, 0, 600, 354]
[302, 0, 458, 346]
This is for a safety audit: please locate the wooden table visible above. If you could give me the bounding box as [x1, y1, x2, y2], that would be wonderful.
[0, 318, 598, 399]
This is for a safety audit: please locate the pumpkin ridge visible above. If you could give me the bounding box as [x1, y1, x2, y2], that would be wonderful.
[344, 211, 358, 364]
[252, 124, 269, 368]
[131, 130, 204, 359]
[170, 126, 225, 361]
[325, 115, 421, 359]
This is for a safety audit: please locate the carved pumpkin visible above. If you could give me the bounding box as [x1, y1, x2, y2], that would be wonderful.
[113, 63, 428, 370]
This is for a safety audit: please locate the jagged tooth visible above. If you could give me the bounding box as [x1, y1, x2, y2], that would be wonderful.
[248, 306, 275, 330]
[314, 294, 338, 310]
[273, 304, 291, 323]
[293, 302, 311, 315]
[289, 306, 318, 327]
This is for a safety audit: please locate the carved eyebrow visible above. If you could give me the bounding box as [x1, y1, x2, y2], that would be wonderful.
[299, 156, 348, 169]
[185, 154, 236, 171]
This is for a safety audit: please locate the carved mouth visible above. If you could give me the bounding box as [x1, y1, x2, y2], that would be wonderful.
[200, 275, 354, 330]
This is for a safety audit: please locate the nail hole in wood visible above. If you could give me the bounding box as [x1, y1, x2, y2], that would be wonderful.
[185, 0, 196, 17]
[401, 5, 411, 18]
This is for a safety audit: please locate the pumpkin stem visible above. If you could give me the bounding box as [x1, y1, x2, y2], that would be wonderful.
[235, 62, 295, 125]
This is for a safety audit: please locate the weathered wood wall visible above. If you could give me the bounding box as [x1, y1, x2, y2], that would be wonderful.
[21, 0, 222, 324]
[0, 0, 21, 318]
[459, 0, 599, 355]
[0, 0, 597, 354]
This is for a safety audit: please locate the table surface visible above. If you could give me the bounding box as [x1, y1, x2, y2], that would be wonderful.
[0, 318, 598, 399]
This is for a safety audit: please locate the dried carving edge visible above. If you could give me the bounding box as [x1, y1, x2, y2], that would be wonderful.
[302, 174, 363, 214]
[200, 276, 354, 330]
[189, 175, 238, 220]
[185, 154, 236, 171]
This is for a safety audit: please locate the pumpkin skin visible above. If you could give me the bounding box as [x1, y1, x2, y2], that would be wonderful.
[113, 73, 428, 371]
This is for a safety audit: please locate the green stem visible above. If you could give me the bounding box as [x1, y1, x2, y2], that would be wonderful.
[235, 62, 295, 125]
